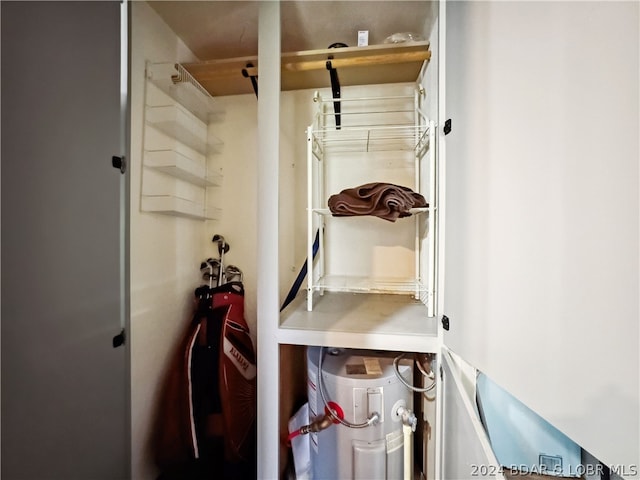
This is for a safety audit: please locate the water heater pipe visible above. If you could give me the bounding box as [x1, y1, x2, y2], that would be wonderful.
[403, 423, 413, 480]
[396, 405, 417, 480]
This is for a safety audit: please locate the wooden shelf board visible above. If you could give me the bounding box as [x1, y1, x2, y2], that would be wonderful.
[183, 41, 430, 97]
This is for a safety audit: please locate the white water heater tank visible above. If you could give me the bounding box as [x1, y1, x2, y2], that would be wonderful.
[306, 347, 413, 480]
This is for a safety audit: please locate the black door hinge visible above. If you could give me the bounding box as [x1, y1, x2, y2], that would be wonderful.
[443, 119, 452, 135]
[441, 315, 450, 331]
[112, 155, 126, 174]
[112, 328, 126, 348]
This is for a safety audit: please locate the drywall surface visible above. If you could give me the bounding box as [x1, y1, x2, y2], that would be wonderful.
[203, 93, 258, 342]
[129, 3, 202, 479]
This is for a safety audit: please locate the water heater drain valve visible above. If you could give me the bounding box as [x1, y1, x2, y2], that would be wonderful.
[395, 405, 417, 432]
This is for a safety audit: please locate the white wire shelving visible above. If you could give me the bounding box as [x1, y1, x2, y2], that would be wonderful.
[301, 89, 437, 315]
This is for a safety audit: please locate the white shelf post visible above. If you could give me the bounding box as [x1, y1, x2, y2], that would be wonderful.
[256, 2, 280, 480]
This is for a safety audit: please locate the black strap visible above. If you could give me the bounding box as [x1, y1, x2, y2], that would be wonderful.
[280, 229, 320, 311]
[326, 43, 347, 130]
[241, 63, 258, 98]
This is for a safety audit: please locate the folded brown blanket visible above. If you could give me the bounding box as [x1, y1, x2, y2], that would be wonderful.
[327, 182, 428, 222]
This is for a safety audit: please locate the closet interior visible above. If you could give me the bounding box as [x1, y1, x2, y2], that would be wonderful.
[131, 2, 639, 480]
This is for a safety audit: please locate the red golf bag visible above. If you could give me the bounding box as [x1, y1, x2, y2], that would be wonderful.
[155, 281, 256, 476]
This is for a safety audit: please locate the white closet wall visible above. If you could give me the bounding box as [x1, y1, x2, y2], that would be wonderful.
[131, 4, 262, 479]
[130, 4, 206, 479]
[204, 92, 259, 339]
[129, 2, 639, 478]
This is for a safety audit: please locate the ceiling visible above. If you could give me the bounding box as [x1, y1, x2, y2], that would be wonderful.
[148, 1, 437, 61]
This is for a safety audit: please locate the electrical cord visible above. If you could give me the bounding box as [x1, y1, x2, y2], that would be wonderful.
[393, 353, 437, 393]
[317, 347, 379, 429]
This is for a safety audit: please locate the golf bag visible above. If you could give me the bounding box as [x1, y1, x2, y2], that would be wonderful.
[155, 281, 257, 475]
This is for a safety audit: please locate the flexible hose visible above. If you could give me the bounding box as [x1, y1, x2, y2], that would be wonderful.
[317, 347, 379, 429]
[415, 354, 434, 379]
[287, 429, 301, 443]
[393, 353, 437, 393]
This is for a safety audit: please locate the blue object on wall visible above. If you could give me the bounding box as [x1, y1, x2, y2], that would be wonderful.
[476, 373, 582, 477]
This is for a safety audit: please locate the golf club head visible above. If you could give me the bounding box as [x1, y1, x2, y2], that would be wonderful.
[212, 234, 230, 254]
[202, 258, 219, 271]
[206, 258, 221, 277]
[225, 265, 243, 282]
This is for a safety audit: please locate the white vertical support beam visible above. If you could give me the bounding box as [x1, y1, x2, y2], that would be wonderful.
[413, 88, 420, 300]
[435, 1, 447, 476]
[257, 2, 280, 479]
[427, 119, 436, 317]
[120, 2, 132, 476]
[306, 126, 314, 311]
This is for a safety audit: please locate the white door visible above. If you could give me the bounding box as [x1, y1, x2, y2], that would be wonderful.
[440, 350, 505, 479]
[1, 2, 129, 478]
[440, 0, 639, 472]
